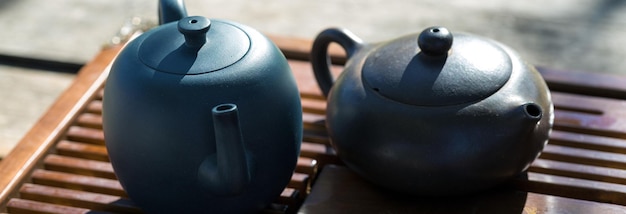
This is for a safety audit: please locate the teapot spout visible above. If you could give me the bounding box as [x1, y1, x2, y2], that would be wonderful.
[158, 0, 188, 24]
[198, 104, 250, 196]
[521, 103, 543, 123]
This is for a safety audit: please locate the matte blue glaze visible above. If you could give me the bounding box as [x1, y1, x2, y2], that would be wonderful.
[102, 1, 302, 213]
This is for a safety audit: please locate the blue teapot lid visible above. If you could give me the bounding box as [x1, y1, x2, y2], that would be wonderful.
[362, 27, 512, 106]
[138, 16, 250, 75]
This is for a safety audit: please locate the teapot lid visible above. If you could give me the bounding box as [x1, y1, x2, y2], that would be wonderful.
[138, 16, 250, 75]
[362, 26, 512, 106]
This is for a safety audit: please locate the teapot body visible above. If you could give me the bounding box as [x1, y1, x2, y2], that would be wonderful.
[312, 28, 553, 195]
[103, 19, 302, 213]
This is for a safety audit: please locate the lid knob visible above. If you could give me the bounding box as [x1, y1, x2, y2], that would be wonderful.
[418, 26, 453, 56]
[178, 16, 211, 48]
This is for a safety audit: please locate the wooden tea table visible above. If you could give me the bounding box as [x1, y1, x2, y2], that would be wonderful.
[1, 35, 626, 213]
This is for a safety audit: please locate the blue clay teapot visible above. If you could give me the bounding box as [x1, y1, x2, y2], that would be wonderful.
[311, 27, 553, 196]
[102, 0, 302, 213]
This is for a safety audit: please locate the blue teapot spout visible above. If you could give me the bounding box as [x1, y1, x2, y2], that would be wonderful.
[198, 104, 251, 196]
[159, 0, 188, 24]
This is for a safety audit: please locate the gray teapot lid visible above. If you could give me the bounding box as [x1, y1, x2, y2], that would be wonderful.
[362, 27, 512, 106]
[138, 16, 250, 75]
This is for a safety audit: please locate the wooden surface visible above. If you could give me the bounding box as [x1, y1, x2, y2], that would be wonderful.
[299, 165, 626, 214]
[1, 35, 626, 213]
[0, 44, 122, 210]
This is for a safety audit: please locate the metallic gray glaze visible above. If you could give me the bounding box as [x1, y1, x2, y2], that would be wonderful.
[311, 26, 553, 196]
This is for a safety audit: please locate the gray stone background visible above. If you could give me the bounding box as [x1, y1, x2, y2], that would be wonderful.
[1, 0, 625, 157]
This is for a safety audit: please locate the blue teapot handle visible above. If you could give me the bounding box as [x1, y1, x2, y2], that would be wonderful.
[310, 28, 363, 97]
[159, 0, 188, 24]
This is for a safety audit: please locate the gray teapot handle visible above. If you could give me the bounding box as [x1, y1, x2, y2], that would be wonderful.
[310, 28, 363, 97]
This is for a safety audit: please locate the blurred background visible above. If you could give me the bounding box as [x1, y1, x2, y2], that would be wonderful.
[1, 0, 626, 157]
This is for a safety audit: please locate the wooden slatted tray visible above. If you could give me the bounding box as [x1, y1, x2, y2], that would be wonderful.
[1, 35, 626, 213]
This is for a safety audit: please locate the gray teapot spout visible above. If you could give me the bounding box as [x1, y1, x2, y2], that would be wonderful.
[198, 103, 251, 196]
[159, 0, 188, 24]
[521, 103, 543, 123]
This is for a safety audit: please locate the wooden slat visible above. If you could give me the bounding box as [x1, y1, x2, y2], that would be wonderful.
[75, 113, 103, 129]
[0, 44, 123, 209]
[301, 100, 326, 115]
[530, 159, 626, 185]
[300, 165, 626, 214]
[7, 198, 113, 214]
[84, 100, 103, 115]
[30, 169, 125, 197]
[275, 188, 299, 207]
[552, 92, 626, 138]
[299, 142, 340, 169]
[43, 155, 116, 180]
[540, 144, 626, 170]
[302, 128, 328, 142]
[260, 188, 301, 214]
[516, 172, 626, 206]
[549, 130, 626, 154]
[295, 157, 317, 176]
[55, 140, 108, 162]
[287, 173, 310, 196]
[288, 60, 342, 97]
[302, 136, 331, 146]
[18, 183, 140, 213]
[537, 66, 626, 100]
[300, 142, 329, 157]
[65, 126, 105, 145]
[523, 193, 626, 214]
[302, 112, 326, 133]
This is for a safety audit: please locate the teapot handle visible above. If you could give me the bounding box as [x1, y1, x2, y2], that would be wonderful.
[310, 28, 363, 97]
[159, 0, 188, 24]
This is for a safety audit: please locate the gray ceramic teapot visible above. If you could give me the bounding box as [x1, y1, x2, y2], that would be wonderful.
[102, 0, 302, 213]
[311, 26, 554, 196]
